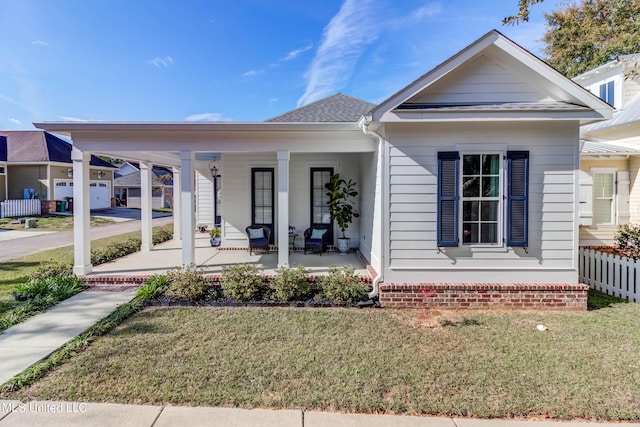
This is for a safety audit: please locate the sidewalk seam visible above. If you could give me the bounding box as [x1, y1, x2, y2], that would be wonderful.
[150, 405, 165, 426]
[301, 408, 305, 427]
[451, 418, 459, 427]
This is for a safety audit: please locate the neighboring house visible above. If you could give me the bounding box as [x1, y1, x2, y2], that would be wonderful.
[35, 30, 612, 308]
[114, 161, 173, 209]
[0, 136, 7, 200]
[0, 131, 116, 209]
[574, 55, 640, 245]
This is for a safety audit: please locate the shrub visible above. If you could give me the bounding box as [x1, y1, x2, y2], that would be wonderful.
[29, 260, 73, 282]
[615, 224, 640, 250]
[271, 265, 310, 301]
[91, 238, 141, 265]
[15, 275, 83, 301]
[321, 265, 368, 304]
[136, 274, 169, 300]
[164, 265, 209, 301]
[153, 226, 173, 245]
[221, 264, 264, 301]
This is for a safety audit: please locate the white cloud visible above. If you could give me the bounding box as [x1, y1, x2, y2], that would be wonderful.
[184, 113, 230, 122]
[283, 43, 313, 61]
[268, 98, 279, 103]
[243, 70, 258, 77]
[297, 0, 379, 107]
[149, 56, 173, 68]
[8, 118, 21, 124]
[57, 116, 88, 122]
[408, 3, 442, 22]
[32, 40, 48, 46]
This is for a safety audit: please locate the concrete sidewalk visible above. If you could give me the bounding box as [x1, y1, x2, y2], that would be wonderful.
[0, 401, 637, 427]
[0, 290, 136, 383]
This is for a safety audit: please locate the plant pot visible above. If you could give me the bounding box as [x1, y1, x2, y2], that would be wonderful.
[12, 292, 28, 302]
[210, 237, 221, 247]
[336, 238, 350, 255]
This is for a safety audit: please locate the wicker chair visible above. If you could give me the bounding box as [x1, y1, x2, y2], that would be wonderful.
[303, 224, 330, 255]
[245, 225, 271, 255]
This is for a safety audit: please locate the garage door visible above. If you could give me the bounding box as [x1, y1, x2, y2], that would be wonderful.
[54, 179, 111, 209]
[90, 181, 111, 209]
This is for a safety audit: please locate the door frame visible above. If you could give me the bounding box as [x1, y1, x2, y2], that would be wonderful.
[251, 167, 275, 243]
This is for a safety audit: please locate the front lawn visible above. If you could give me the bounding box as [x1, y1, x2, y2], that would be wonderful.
[0, 214, 114, 232]
[0, 226, 171, 314]
[10, 298, 640, 421]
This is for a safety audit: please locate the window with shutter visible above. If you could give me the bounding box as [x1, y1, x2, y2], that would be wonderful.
[506, 151, 529, 247]
[437, 152, 459, 247]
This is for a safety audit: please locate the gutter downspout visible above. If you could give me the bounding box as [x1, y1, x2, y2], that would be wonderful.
[359, 115, 384, 299]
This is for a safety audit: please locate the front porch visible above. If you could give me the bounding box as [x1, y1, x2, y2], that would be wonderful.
[85, 233, 372, 284]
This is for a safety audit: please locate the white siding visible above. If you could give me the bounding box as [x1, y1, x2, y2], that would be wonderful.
[409, 54, 547, 105]
[195, 171, 214, 227]
[629, 156, 640, 224]
[358, 149, 382, 272]
[384, 121, 580, 283]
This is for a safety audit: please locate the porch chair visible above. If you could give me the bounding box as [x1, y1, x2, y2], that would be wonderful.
[246, 225, 271, 255]
[303, 224, 330, 255]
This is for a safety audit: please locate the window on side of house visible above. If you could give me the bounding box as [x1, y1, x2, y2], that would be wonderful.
[0, 167, 5, 174]
[599, 80, 615, 107]
[437, 150, 529, 248]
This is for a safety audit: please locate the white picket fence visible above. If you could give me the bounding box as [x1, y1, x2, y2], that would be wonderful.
[579, 247, 639, 303]
[0, 199, 41, 218]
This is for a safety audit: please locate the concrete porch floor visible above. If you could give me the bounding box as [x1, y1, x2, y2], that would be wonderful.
[88, 234, 370, 279]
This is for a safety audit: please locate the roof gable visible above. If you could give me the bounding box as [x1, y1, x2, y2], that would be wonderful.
[266, 93, 375, 122]
[369, 30, 613, 123]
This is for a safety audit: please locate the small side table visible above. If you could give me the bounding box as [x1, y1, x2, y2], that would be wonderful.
[288, 233, 299, 252]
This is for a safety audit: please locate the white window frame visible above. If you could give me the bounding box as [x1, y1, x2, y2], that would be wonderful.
[591, 167, 617, 226]
[459, 152, 504, 247]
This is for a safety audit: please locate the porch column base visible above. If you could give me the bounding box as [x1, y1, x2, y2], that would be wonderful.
[73, 264, 93, 276]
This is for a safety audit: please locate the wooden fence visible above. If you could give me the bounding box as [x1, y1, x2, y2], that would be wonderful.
[579, 247, 639, 303]
[0, 199, 41, 218]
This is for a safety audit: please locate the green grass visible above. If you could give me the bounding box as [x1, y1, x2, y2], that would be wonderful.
[0, 215, 114, 232]
[0, 226, 170, 314]
[9, 300, 640, 420]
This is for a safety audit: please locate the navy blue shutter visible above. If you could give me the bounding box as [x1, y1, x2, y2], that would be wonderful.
[437, 152, 459, 247]
[506, 151, 529, 247]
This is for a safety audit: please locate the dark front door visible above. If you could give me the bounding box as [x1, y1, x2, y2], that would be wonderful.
[310, 167, 333, 244]
[251, 168, 274, 243]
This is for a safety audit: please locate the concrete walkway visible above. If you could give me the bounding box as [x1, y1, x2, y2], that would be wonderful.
[0, 290, 136, 383]
[0, 216, 173, 262]
[0, 401, 637, 427]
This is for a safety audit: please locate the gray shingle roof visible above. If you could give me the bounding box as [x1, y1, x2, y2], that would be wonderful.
[114, 167, 172, 187]
[266, 93, 375, 122]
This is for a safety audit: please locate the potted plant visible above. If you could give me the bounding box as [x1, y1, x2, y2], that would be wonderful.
[325, 173, 359, 255]
[209, 227, 221, 247]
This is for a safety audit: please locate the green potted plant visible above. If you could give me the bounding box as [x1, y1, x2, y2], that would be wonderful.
[325, 173, 359, 254]
[209, 227, 221, 247]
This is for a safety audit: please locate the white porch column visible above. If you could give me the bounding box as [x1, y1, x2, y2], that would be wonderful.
[71, 147, 92, 275]
[277, 150, 290, 267]
[180, 151, 195, 265]
[172, 166, 182, 240]
[140, 161, 153, 251]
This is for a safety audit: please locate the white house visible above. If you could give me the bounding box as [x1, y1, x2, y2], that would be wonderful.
[574, 54, 640, 245]
[34, 30, 612, 309]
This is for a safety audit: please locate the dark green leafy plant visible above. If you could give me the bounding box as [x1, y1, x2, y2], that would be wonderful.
[221, 264, 264, 301]
[164, 265, 209, 301]
[271, 265, 310, 301]
[136, 274, 169, 300]
[325, 173, 359, 239]
[29, 260, 73, 282]
[321, 265, 367, 304]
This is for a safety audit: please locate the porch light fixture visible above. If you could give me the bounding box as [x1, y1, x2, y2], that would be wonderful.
[209, 161, 218, 177]
[67, 168, 73, 178]
[97, 171, 105, 178]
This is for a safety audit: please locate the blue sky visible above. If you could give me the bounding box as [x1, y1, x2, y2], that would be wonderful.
[0, 0, 561, 129]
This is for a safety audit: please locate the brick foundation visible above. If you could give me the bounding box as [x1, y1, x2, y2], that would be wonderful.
[379, 283, 588, 310]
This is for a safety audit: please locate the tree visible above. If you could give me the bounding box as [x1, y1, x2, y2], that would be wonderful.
[503, 0, 545, 25]
[542, 0, 640, 78]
